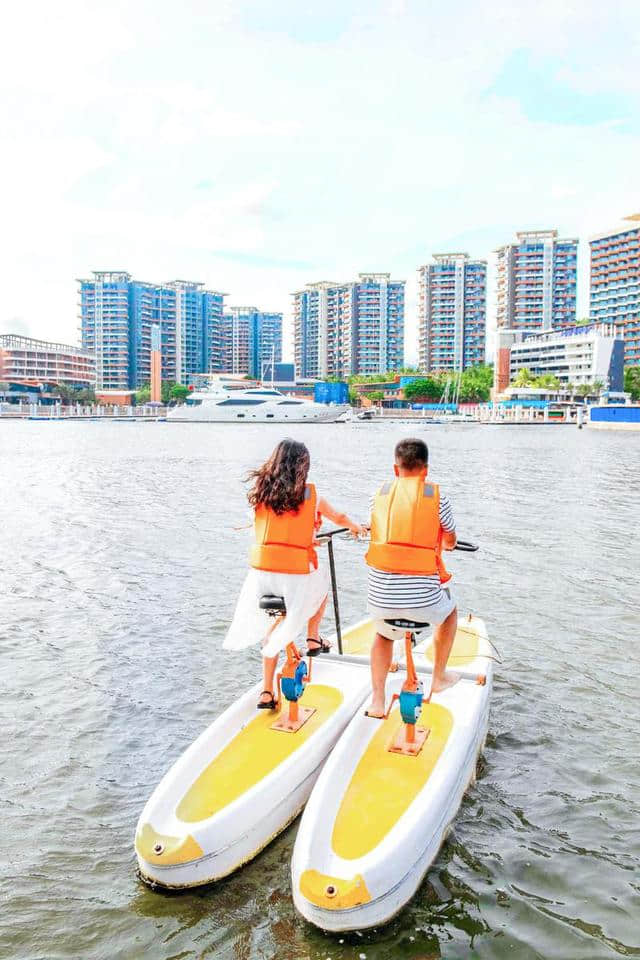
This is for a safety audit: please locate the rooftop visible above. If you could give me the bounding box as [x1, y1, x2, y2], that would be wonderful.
[0, 334, 93, 356]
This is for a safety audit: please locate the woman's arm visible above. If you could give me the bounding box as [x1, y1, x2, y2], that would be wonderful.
[317, 496, 366, 537]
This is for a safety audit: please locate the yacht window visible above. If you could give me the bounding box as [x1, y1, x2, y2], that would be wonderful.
[186, 398, 203, 406]
[266, 414, 275, 418]
[278, 400, 302, 405]
[218, 398, 266, 406]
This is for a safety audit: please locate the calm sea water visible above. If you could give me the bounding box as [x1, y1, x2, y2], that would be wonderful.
[1, 420, 639, 960]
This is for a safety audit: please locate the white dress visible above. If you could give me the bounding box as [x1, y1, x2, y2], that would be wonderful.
[224, 510, 330, 657]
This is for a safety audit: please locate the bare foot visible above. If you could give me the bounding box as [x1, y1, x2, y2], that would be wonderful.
[430, 670, 461, 694]
[365, 700, 385, 719]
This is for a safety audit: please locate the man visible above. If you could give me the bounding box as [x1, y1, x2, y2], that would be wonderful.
[364, 438, 459, 717]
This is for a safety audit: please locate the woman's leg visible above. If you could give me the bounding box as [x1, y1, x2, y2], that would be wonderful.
[307, 595, 328, 643]
[259, 654, 278, 704]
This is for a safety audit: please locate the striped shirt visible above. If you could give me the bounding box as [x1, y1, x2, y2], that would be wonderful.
[367, 485, 455, 611]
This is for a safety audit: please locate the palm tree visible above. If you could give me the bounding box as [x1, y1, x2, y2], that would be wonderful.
[513, 367, 533, 387]
[624, 366, 640, 400]
[533, 373, 561, 389]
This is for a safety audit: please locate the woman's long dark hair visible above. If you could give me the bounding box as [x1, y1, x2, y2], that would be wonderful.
[247, 440, 311, 515]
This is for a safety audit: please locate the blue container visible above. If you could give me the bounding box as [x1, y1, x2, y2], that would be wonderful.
[314, 382, 348, 405]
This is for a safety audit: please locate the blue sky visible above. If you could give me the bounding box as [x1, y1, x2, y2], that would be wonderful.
[1, 0, 639, 361]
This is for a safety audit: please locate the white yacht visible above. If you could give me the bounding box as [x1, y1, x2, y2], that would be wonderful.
[167, 383, 349, 423]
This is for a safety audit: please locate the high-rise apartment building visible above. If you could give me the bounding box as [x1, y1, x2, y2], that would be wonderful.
[495, 230, 578, 332]
[79, 272, 225, 389]
[417, 253, 486, 372]
[293, 273, 405, 378]
[217, 307, 283, 378]
[590, 214, 640, 366]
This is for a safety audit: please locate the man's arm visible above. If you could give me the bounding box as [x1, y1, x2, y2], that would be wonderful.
[439, 493, 457, 550]
[442, 529, 457, 551]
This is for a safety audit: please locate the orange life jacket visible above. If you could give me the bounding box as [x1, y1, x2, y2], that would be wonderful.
[365, 474, 451, 582]
[250, 483, 318, 575]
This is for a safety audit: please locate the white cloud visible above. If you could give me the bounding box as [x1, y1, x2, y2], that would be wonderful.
[1, 0, 640, 358]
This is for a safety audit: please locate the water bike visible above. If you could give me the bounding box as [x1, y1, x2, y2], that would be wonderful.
[291, 542, 495, 932]
[134, 530, 372, 889]
[135, 530, 491, 910]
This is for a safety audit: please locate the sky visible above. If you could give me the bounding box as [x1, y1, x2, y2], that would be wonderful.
[1, 0, 640, 363]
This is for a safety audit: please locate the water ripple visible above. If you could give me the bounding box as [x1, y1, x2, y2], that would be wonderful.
[1, 421, 639, 960]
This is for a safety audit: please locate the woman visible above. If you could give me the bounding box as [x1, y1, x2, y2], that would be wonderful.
[224, 439, 364, 709]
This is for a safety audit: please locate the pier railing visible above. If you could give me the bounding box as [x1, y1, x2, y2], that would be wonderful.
[0, 402, 168, 420]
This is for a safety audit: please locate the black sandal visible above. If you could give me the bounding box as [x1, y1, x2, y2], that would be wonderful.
[306, 637, 331, 657]
[257, 691, 277, 710]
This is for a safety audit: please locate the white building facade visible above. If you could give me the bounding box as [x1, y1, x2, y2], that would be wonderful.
[497, 323, 624, 391]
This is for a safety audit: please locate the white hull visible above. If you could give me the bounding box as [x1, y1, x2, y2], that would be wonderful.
[135, 660, 371, 888]
[586, 403, 640, 430]
[168, 396, 349, 424]
[587, 421, 640, 431]
[291, 617, 493, 931]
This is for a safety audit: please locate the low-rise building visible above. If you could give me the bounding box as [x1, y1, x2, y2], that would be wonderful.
[0, 334, 96, 388]
[494, 323, 624, 394]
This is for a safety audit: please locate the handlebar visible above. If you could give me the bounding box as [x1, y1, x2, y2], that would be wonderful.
[317, 528, 479, 552]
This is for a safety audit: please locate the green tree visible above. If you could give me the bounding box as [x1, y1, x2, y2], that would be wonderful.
[624, 366, 640, 400]
[458, 364, 493, 402]
[52, 382, 97, 405]
[53, 382, 75, 403]
[135, 385, 151, 404]
[161, 381, 175, 404]
[368, 390, 385, 403]
[76, 387, 96, 403]
[170, 383, 190, 403]
[403, 378, 442, 401]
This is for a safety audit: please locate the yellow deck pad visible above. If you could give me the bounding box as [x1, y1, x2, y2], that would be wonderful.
[177, 684, 343, 823]
[341, 619, 376, 655]
[425, 622, 480, 668]
[332, 703, 454, 860]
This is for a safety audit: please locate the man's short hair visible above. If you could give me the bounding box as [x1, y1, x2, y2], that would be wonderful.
[395, 438, 429, 470]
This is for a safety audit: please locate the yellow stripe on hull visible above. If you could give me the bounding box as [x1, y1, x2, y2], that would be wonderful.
[331, 703, 454, 860]
[341, 619, 377, 655]
[177, 684, 343, 823]
[425, 621, 480, 667]
[135, 823, 204, 866]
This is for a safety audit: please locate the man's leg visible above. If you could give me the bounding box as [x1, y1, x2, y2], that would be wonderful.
[366, 632, 394, 717]
[430, 606, 459, 695]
